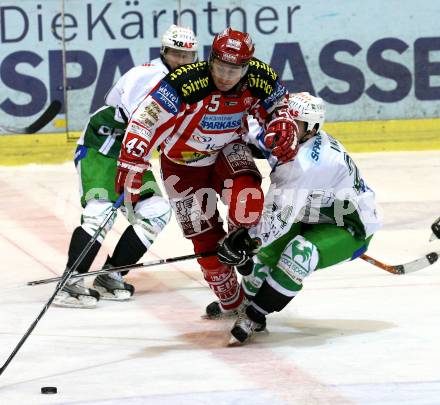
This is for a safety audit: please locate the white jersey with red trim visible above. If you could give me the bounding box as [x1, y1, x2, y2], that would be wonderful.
[77, 58, 170, 157]
[105, 57, 169, 122]
[119, 58, 292, 167]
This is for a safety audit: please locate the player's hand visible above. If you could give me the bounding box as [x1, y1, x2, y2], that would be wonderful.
[264, 117, 299, 162]
[217, 228, 260, 274]
[115, 161, 147, 204]
[271, 139, 299, 163]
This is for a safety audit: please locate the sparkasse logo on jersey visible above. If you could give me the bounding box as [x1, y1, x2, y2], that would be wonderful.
[311, 135, 322, 161]
[200, 113, 243, 131]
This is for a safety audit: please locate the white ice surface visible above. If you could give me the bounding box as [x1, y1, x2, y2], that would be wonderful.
[0, 151, 439, 404]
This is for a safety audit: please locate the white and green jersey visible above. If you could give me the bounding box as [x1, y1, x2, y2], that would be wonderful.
[77, 58, 169, 159]
[248, 126, 382, 247]
[105, 57, 169, 122]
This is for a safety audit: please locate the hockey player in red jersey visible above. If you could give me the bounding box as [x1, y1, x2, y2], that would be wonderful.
[53, 25, 198, 309]
[116, 27, 299, 316]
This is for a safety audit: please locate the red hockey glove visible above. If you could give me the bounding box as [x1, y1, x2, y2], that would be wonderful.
[115, 160, 149, 204]
[264, 117, 299, 162]
[271, 128, 299, 163]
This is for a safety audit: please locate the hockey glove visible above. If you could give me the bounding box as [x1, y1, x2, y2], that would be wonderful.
[271, 140, 299, 164]
[264, 117, 299, 163]
[115, 160, 148, 204]
[217, 228, 260, 274]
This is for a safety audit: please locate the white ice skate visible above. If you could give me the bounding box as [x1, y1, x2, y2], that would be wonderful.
[228, 305, 267, 345]
[93, 271, 134, 301]
[54, 273, 100, 309]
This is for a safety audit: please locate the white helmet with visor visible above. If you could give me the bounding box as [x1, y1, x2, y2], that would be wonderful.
[161, 25, 198, 62]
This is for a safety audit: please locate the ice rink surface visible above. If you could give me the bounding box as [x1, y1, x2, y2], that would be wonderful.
[0, 151, 439, 405]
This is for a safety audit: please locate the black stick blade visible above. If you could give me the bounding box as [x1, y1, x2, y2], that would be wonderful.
[0, 100, 62, 134]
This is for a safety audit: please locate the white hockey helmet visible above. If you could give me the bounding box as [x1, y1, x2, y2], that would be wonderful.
[289, 92, 326, 133]
[161, 25, 198, 58]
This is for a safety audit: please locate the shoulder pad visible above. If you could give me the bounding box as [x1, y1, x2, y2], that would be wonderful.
[245, 58, 280, 99]
[121, 64, 167, 84]
[163, 62, 214, 104]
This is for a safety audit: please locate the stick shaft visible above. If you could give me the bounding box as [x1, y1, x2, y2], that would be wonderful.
[0, 195, 124, 376]
[27, 251, 216, 286]
[360, 253, 403, 274]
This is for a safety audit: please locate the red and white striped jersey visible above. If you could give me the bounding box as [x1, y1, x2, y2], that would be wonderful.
[119, 58, 292, 168]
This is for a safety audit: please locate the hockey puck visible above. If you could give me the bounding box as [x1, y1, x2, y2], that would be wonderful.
[41, 386, 57, 394]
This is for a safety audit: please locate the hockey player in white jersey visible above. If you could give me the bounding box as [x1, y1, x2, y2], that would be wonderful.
[54, 25, 198, 308]
[216, 92, 382, 343]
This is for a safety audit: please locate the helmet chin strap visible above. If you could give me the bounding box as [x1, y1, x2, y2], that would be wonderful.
[240, 65, 249, 77]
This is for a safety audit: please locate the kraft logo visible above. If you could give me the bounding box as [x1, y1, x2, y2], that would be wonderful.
[172, 40, 195, 49]
[152, 82, 181, 114]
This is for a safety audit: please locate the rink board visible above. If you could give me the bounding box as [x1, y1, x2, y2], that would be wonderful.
[1, 118, 440, 166]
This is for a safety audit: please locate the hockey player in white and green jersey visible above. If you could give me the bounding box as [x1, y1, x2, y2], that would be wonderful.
[218, 92, 382, 343]
[54, 25, 198, 308]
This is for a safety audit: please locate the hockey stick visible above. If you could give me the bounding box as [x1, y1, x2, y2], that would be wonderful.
[27, 250, 217, 286]
[360, 251, 439, 275]
[25, 249, 440, 285]
[430, 216, 440, 241]
[0, 100, 62, 134]
[0, 194, 124, 376]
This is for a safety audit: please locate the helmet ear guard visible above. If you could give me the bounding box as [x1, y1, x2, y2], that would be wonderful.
[160, 24, 198, 61]
[289, 92, 326, 134]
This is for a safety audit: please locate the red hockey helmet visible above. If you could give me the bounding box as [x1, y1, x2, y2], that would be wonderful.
[210, 27, 254, 66]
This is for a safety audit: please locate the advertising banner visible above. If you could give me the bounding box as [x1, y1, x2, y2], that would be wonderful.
[1, 0, 439, 130]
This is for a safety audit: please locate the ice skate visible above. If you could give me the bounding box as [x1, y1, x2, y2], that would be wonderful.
[203, 298, 248, 320]
[229, 305, 266, 345]
[54, 273, 100, 309]
[93, 270, 134, 301]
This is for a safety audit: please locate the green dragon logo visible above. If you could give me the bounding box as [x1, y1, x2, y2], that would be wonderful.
[291, 239, 312, 264]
